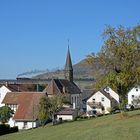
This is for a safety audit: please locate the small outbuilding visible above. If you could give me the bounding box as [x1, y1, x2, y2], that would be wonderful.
[55, 107, 78, 121]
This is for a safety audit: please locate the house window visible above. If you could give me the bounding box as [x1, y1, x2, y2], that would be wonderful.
[93, 106, 96, 109]
[71, 97, 73, 104]
[75, 96, 77, 106]
[136, 89, 138, 92]
[92, 98, 95, 102]
[77, 97, 79, 104]
[132, 95, 134, 98]
[23, 122, 27, 128]
[105, 87, 109, 91]
[101, 97, 104, 102]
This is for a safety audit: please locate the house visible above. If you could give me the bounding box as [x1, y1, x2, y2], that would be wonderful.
[43, 47, 81, 109]
[127, 85, 140, 108]
[103, 86, 119, 103]
[0, 84, 26, 107]
[2, 92, 45, 130]
[81, 89, 93, 112]
[84, 90, 118, 115]
[55, 107, 78, 121]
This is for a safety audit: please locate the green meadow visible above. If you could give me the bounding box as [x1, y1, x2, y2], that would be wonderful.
[1, 110, 140, 140]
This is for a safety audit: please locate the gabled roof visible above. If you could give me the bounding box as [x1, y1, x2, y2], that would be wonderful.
[83, 90, 117, 103]
[2, 92, 20, 104]
[82, 89, 95, 101]
[55, 107, 77, 115]
[2, 92, 45, 121]
[44, 79, 81, 95]
[102, 86, 118, 95]
[99, 90, 117, 103]
[1, 84, 33, 92]
[43, 79, 62, 95]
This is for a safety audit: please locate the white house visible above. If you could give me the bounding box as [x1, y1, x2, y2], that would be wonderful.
[2, 92, 45, 130]
[0, 85, 11, 107]
[103, 86, 119, 103]
[128, 86, 140, 107]
[85, 90, 118, 115]
[0, 84, 29, 107]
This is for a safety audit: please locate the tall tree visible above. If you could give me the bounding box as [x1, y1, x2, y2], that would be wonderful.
[87, 25, 140, 108]
[0, 106, 13, 124]
[38, 95, 67, 125]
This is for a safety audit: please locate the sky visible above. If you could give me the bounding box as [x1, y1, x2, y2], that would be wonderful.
[0, 0, 140, 79]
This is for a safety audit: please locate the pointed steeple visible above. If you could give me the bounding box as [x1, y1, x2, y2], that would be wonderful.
[64, 45, 73, 82]
[65, 46, 73, 71]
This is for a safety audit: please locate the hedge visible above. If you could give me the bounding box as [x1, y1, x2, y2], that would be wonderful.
[0, 124, 18, 136]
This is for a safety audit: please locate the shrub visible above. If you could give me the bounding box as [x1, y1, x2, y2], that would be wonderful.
[0, 124, 10, 135]
[10, 126, 18, 133]
[118, 111, 129, 119]
[0, 124, 18, 136]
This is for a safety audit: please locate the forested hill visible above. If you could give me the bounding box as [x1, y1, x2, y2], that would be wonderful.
[34, 58, 104, 80]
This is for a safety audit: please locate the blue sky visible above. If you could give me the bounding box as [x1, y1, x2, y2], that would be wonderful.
[0, 0, 140, 79]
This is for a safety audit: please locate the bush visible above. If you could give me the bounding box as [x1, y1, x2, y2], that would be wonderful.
[10, 126, 18, 133]
[0, 124, 18, 136]
[0, 124, 10, 135]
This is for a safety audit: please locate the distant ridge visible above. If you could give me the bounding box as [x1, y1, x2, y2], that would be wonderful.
[33, 58, 104, 80]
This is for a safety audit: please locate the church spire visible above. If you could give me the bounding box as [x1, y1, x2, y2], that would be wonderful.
[64, 43, 73, 82]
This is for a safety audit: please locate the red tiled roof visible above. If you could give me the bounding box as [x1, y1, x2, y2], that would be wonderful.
[2, 92, 45, 121]
[2, 92, 20, 104]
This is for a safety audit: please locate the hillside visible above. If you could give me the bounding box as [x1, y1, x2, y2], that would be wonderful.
[34, 58, 104, 79]
[1, 110, 140, 140]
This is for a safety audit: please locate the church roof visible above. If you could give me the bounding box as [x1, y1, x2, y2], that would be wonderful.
[44, 79, 81, 95]
[65, 47, 73, 71]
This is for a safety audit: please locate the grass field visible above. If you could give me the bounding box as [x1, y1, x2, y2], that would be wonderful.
[1, 110, 140, 140]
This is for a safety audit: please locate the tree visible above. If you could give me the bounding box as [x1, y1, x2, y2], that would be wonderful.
[87, 25, 140, 108]
[38, 95, 67, 125]
[38, 95, 50, 125]
[0, 106, 13, 124]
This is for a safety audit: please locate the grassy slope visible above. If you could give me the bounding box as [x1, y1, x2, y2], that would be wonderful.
[1, 110, 140, 140]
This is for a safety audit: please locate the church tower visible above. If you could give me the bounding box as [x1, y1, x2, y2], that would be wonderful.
[64, 47, 73, 82]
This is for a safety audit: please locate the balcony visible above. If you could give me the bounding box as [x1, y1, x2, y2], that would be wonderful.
[87, 102, 103, 108]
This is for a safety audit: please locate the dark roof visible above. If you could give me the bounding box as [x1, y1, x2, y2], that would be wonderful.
[44, 79, 81, 95]
[55, 107, 77, 115]
[2, 84, 34, 92]
[65, 47, 73, 71]
[2, 92, 45, 121]
[81, 89, 94, 101]
[58, 79, 81, 94]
